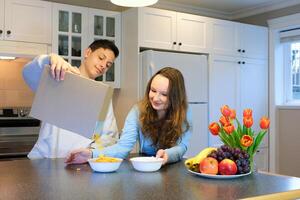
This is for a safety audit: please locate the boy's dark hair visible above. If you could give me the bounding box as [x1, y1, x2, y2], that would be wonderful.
[88, 39, 119, 58]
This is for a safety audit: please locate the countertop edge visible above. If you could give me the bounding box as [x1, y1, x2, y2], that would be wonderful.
[240, 189, 300, 200]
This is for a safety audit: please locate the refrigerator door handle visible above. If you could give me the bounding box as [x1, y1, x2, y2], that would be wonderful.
[189, 102, 208, 104]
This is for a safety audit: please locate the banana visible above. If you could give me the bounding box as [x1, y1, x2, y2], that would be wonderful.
[184, 157, 195, 168]
[185, 147, 217, 171]
[192, 147, 217, 167]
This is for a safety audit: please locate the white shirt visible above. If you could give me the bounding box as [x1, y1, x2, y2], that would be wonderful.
[27, 101, 118, 159]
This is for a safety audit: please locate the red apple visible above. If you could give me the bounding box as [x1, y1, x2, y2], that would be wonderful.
[218, 159, 237, 175]
[199, 157, 218, 175]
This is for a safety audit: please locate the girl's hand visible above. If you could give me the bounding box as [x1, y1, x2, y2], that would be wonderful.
[64, 148, 92, 165]
[49, 53, 80, 81]
[156, 149, 168, 165]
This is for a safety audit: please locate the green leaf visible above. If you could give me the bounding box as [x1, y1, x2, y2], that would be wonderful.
[219, 129, 230, 146]
[233, 129, 242, 149]
[243, 125, 247, 136]
[236, 119, 243, 137]
[247, 143, 254, 156]
[249, 129, 254, 137]
[220, 129, 234, 147]
[253, 131, 267, 153]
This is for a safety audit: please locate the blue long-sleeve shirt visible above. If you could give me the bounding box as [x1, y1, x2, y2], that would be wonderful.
[92, 105, 192, 164]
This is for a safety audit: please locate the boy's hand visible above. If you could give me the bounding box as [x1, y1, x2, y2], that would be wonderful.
[65, 148, 92, 165]
[49, 53, 80, 81]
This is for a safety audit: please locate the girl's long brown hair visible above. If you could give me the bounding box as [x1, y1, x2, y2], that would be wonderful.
[139, 67, 190, 149]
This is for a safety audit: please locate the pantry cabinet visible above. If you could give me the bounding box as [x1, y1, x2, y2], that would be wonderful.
[209, 19, 269, 172]
[138, 7, 210, 53]
[209, 54, 269, 171]
[52, 3, 121, 88]
[240, 58, 268, 134]
[0, 0, 51, 43]
[209, 55, 268, 146]
[211, 19, 268, 59]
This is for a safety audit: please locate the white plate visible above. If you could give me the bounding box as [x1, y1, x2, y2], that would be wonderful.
[188, 169, 251, 179]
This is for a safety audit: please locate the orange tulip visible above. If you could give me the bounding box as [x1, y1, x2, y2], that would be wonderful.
[240, 135, 253, 147]
[243, 109, 252, 117]
[230, 109, 236, 120]
[260, 117, 270, 129]
[243, 116, 253, 128]
[221, 105, 231, 117]
[209, 122, 220, 135]
[223, 124, 235, 135]
[219, 116, 230, 126]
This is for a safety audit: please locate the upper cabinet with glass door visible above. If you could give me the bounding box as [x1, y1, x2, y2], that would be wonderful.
[52, 3, 88, 69]
[88, 8, 121, 88]
[52, 3, 121, 88]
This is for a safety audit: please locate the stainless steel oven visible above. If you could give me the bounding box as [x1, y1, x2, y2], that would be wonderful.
[0, 108, 40, 158]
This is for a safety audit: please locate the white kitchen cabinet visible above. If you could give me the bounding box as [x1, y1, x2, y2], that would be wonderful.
[0, 0, 51, 44]
[139, 8, 176, 50]
[139, 7, 210, 53]
[211, 19, 268, 59]
[52, 3, 121, 88]
[52, 3, 88, 69]
[209, 55, 268, 147]
[209, 55, 239, 147]
[240, 58, 268, 143]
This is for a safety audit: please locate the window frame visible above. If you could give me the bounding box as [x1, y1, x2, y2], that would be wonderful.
[283, 42, 300, 105]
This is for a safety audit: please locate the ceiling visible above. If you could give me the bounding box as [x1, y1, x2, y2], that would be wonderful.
[48, 0, 300, 20]
[155, 0, 300, 19]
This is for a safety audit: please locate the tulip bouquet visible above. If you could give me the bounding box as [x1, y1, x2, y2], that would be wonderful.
[208, 105, 270, 171]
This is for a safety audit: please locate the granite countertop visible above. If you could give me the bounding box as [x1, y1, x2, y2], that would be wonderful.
[0, 158, 300, 200]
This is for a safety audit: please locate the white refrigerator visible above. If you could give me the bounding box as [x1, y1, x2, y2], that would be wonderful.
[139, 50, 209, 157]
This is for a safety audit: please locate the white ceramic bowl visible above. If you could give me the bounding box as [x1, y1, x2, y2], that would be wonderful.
[130, 157, 164, 172]
[88, 157, 123, 173]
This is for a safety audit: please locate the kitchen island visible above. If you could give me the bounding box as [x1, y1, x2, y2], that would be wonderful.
[0, 158, 300, 200]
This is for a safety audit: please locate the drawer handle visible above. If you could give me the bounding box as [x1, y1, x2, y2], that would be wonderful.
[178, 42, 182, 46]
[173, 41, 176, 45]
[7, 30, 11, 35]
[0, 30, 3, 34]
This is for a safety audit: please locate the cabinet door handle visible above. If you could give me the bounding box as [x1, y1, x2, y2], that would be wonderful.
[173, 42, 176, 45]
[238, 61, 241, 64]
[242, 61, 245, 64]
[238, 49, 241, 52]
[242, 49, 245, 53]
[178, 42, 182, 46]
[0, 30, 3, 34]
[7, 30, 11, 35]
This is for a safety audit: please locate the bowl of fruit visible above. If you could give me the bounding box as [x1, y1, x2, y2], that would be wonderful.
[185, 145, 251, 179]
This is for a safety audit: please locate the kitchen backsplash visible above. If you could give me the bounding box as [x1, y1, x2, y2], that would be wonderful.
[0, 58, 34, 108]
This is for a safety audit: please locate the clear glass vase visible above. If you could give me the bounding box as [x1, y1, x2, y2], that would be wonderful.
[249, 155, 257, 173]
